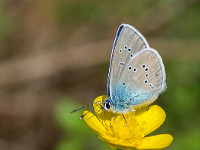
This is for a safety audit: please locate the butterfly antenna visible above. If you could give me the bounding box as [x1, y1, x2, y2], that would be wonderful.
[80, 107, 94, 119]
[71, 101, 103, 113]
[121, 113, 128, 126]
[70, 103, 92, 113]
[80, 101, 103, 119]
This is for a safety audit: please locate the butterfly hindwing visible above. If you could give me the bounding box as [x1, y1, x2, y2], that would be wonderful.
[117, 48, 166, 107]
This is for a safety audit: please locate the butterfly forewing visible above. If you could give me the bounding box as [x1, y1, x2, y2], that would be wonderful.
[108, 24, 150, 99]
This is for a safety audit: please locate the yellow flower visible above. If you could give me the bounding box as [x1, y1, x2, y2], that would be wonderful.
[83, 95, 173, 149]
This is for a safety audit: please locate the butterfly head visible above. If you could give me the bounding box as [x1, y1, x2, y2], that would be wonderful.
[103, 98, 128, 113]
[103, 99, 113, 111]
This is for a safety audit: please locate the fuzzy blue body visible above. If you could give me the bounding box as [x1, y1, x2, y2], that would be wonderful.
[107, 84, 153, 113]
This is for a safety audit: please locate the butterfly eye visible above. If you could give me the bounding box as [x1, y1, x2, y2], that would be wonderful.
[105, 101, 111, 109]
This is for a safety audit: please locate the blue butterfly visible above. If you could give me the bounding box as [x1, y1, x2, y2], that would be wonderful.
[71, 24, 166, 118]
[103, 24, 166, 114]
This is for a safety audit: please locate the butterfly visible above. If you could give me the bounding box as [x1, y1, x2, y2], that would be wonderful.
[71, 24, 166, 117]
[103, 24, 166, 114]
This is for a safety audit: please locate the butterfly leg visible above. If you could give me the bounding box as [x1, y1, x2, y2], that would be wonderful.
[94, 109, 102, 124]
[113, 114, 117, 124]
[131, 109, 136, 121]
[121, 113, 128, 126]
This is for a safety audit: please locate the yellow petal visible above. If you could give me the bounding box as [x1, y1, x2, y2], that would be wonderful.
[83, 110, 107, 136]
[98, 136, 138, 149]
[99, 134, 173, 150]
[137, 134, 173, 149]
[93, 95, 107, 115]
[136, 105, 166, 136]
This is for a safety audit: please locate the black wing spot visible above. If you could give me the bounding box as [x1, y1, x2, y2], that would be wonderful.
[122, 82, 126, 85]
[144, 80, 148, 84]
[146, 73, 149, 77]
[133, 67, 137, 72]
[130, 53, 133, 58]
[119, 49, 122, 53]
[128, 48, 131, 52]
[120, 62, 125, 66]
[124, 45, 127, 49]
[128, 66, 132, 70]
[145, 67, 149, 71]
[142, 64, 146, 68]
[149, 84, 154, 89]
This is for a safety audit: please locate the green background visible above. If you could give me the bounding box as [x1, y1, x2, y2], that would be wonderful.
[0, 0, 199, 149]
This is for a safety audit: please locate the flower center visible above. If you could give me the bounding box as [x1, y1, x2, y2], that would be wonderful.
[104, 114, 146, 146]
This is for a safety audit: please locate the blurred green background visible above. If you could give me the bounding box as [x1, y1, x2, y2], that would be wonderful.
[0, 0, 199, 150]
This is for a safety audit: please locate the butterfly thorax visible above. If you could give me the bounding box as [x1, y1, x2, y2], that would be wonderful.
[104, 97, 134, 114]
[112, 102, 134, 114]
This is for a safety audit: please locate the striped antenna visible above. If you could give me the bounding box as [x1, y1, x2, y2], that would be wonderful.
[70, 101, 104, 113]
[70, 103, 92, 113]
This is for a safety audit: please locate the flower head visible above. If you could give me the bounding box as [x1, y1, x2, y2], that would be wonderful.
[83, 95, 173, 149]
